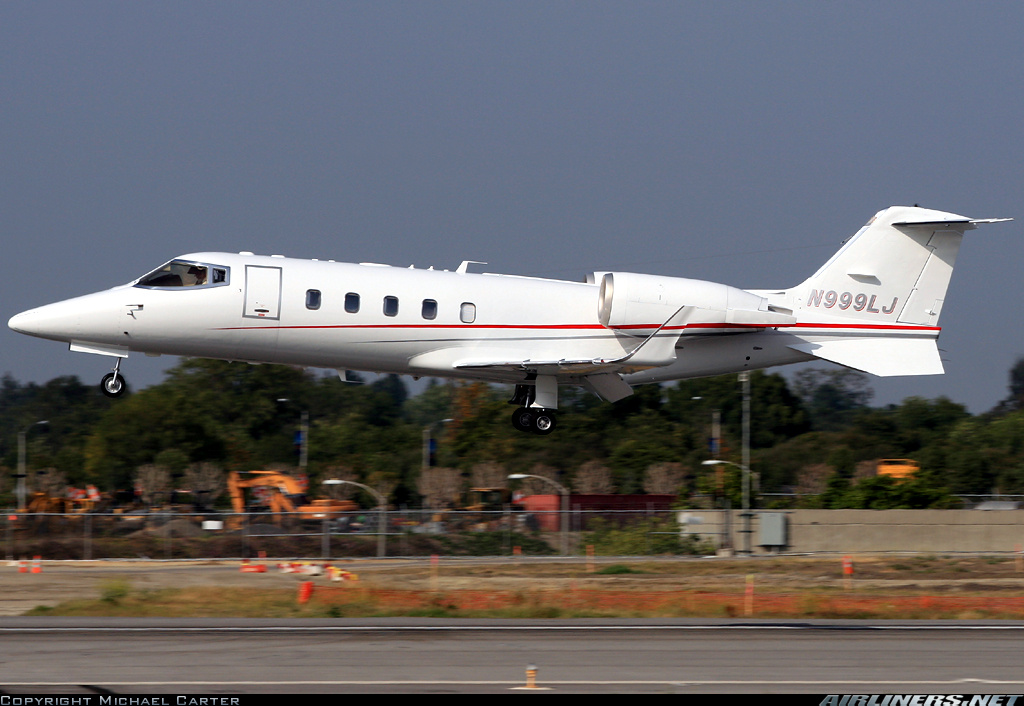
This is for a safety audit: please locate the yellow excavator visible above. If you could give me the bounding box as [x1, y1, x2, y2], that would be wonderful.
[226, 470, 357, 525]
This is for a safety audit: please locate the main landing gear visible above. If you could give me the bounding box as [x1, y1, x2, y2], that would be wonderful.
[100, 358, 128, 398]
[511, 407, 557, 435]
[509, 381, 558, 435]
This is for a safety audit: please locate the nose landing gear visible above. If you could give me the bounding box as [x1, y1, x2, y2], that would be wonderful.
[100, 359, 128, 398]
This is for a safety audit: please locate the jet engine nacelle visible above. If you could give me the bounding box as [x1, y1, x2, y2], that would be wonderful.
[595, 272, 794, 335]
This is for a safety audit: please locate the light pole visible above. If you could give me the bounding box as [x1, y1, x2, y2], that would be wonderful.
[702, 459, 753, 555]
[508, 473, 569, 555]
[17, 420, 49, 512]
[276, 399, 309, 470]
[422, 419, 454, 471]
[323, 479, 387, 557]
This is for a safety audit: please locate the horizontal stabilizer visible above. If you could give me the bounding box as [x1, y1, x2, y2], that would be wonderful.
[893, 217, 1012, 231]
[788, 338, 944, 377]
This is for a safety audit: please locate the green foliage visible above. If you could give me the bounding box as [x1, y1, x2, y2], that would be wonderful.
[435, 531, 556, 556]
[100, 578, 132, 604]
[819, 473, 959, 509]
[8, 355, 1024, 509]
[595, 564, 645, 575]
[584, 517, 714, 555]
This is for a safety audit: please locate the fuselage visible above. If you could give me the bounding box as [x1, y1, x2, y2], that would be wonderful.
[7, 206, 1006, 434]
[8, 251, 813, 386]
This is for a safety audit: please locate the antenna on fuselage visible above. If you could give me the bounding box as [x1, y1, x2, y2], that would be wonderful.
[456, 260, 487, 274]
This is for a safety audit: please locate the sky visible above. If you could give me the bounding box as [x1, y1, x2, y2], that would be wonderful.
[2, 1, 1022, 414]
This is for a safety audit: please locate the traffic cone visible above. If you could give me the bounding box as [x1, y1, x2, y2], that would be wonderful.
[18, 559, 26, 574]
[297, 581, 314, 604]
[31, 556, 41, 574]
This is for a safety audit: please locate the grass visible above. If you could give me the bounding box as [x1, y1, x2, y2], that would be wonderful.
[24, 582, 1024, 620]
[595, 564, 645, 575]
[20, 555, 1024, 620]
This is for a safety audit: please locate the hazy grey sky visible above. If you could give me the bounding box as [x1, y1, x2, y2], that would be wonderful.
[3, 2, 1021, 413]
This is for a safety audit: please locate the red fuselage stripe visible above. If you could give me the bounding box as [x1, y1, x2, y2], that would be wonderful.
[212, 322, 941, 333]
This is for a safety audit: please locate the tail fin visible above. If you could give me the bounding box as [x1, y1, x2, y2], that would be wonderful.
[787, 206, 1010, 376]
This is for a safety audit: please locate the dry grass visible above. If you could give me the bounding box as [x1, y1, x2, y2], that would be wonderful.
[24, 554, 1024, 620]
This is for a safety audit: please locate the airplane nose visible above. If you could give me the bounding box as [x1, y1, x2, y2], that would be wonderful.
[8, 305, 79, 340]
[7, 310, 31, 334]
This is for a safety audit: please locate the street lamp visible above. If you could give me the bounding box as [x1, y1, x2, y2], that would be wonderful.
[508, 472, 569, 555]
[323, 479, 387, 557]
[17, 420, 49, 512]
[702, 459, 753, 555]
[422, 419, 454, 471]
[276, 399, 309, 470]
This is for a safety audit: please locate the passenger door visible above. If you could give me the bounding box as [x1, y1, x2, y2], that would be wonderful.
[243, 265, 282, 320]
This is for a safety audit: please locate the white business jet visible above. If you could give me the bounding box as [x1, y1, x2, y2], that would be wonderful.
[8, 206, 1010, 435]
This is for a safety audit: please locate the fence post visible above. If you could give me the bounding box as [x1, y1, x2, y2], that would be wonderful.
[165, 510, 172, 559]
[84, 513, 91, 561]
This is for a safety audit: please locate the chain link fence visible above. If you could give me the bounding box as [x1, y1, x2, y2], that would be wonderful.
[2, 507, 682, 561]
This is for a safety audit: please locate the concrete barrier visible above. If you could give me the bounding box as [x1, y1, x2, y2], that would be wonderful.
[679, 509, 1024, 553]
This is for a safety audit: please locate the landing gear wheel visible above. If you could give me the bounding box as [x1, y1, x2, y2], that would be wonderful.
[532, 410, 556, 435]
[101, 372, 126, 398]
[511, 408, 535, 432]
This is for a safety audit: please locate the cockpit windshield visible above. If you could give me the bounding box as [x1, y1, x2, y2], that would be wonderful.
[135, 260, 229, 289]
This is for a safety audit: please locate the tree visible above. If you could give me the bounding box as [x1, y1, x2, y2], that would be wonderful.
[183, 462, 226, 509]
[134, 464, 172, 506]
[792, 368, 873, 430]
[992, 357, 1024, 414]
[644, 462, 685, 495]
[573, 460, 614, 493]
[470, 461, 507, 488]
[417, 467, 461, 509]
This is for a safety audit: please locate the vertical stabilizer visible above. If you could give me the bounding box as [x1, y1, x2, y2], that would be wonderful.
[786, 206, 1010, 376]
[794, 206, 986, 326]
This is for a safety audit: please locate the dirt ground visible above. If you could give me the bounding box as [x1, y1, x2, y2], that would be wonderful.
[3, 554, 1024, 616]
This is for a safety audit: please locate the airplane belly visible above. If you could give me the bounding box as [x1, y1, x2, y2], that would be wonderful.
[622, 332, 812, 384]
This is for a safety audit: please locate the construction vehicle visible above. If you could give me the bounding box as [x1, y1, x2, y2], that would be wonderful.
[876, 459, 920, 480]
[464, 487, 514, 513]
[23, 488, 101, 514]
[227, 470, 357, 525]
[426, 487, 523, 532]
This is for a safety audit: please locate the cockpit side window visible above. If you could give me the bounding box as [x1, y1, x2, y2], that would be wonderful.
[136, 261, 230, 289]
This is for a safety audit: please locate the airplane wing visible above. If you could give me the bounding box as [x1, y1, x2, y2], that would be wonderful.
[453, 304, 693, 376]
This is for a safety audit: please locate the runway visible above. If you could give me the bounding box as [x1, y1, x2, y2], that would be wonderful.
[3, 619, 1024, 694]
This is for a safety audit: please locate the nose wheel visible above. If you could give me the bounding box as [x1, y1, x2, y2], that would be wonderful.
[100, 359, 128, 398]
[511, 408, 557, 435]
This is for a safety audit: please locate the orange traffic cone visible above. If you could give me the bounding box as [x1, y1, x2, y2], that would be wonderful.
[31, 556, 41, 574]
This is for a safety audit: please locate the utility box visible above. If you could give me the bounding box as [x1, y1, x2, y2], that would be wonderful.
[759, 512, 787, 549]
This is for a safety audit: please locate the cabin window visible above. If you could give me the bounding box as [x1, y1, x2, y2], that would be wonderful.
[460, 302, 476, 324]
[345, 293, 360, 314]
[305, 289, 322, 310]
[421, 299, 438, 320]
[136, 260, 229, 289]
[383, 296, 399, 317]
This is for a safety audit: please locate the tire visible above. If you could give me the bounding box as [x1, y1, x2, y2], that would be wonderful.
[101, 372, 126, 398]
[511, 408, 534, 432]
[532, 411, 556, 435]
